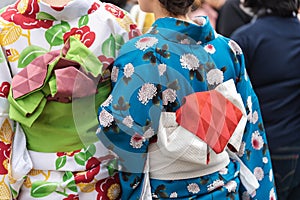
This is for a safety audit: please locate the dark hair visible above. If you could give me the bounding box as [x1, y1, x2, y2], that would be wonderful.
[158, 0, 195, 16]
[244, 0, 300, 17]
[102, 0, 127, 8]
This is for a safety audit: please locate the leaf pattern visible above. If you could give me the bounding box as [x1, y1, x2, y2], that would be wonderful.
[18, 45, 48, 68]
[0, 22, 22, 46]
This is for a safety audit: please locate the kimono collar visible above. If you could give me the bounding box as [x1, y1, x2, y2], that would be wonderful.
[151, 17, 216, 44]
[37, 0, 99, 21]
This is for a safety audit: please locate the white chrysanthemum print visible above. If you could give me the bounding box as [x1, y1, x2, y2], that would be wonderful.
[248, 110, 258, 124]
[263, 157, 268, 164]
[180, 53, 200, 70]
[187, 183, 200, 194]
[101, 95, 113, 107]
[247, 96, 253, 113]
[206, 69, 224, 85]
[99, 110, 114, 127]
[225, 181, 237, 192]
[180, 38, 190, 44]
[138, 83, 157, 105]
[269, 169, 273, 182]
[228, 40, 243, 55]
[162, 88, 177, 105]
[170, 192, 178, 198]
[194, 16, 207, 26]
[123, 115, 134, 128]
[244, 68, 248, 81]
[254, 167, 264, 181]
[135, 36, 158, 51]
[238, 141, 246, 157]
[242, 191, 251, 200]
[219, 168, 228, 175]
[252, 111, 259, 124]
[270, 188, 276, 200]
[204, 44, 216, 54]
[143, 127, 155, 139]
[130, 133, 145, 149]
[234, 170, 239, 178]
[96, 127, 101, 134]
[251, 131, 264, 150]
[124, 63, 134, 78]
[207, 179, 224, 192]
[111, 66, 119, 82]
[158, 63, 167, 76]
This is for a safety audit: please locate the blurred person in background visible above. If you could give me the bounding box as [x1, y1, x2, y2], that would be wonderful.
[189, 0, 226, 28]
[216, 0, 253, 37]
[101, 0, 128, 9]
[130, 1, 155, 33]
[231, 0, 300, 199]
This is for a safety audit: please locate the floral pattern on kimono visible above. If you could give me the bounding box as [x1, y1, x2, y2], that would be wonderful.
[97, 17, 277, 200]
[0, 0, 138, 199]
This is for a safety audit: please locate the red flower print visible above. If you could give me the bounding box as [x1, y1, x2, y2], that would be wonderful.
[88, 2, 100, 14]
[0, 82, 10, 99]
[129, 24, 142, 40]
[74, 157, 101, 184]
[0, 0, 53, 29]
[98, 55, 114, 69]
[56, 149, 81, 157]
[0, 141, 11, 174]
[63, 26, 96, 47]
[104, 4, 125, 19]
[95, 174, 121, 200]
[51, 6, 65, 11]
[63, 194, 79, 200]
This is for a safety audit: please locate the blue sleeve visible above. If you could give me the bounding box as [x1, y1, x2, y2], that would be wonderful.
[96, 47, 154, 199]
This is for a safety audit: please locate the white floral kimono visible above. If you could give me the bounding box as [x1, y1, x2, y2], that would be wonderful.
[0, 0, 139, 199]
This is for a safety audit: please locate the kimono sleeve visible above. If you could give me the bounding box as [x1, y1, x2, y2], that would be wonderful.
[0, 46, 14, 199]
[234, 52, 277, 199]
[97, 49, 151, 199]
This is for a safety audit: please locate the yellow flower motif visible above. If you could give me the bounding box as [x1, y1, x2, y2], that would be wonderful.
[107, 183, 121, 200]
[17, 0, 29, 14]
[0, 182, 10, 200]
[78, 182, 94, 193]
[7, 48, 20, 63]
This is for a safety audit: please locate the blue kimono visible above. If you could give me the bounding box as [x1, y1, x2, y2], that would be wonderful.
[97, 17, 277, 199]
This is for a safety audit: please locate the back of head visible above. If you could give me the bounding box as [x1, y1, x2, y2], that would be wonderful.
[158, 0, 195, 16]
[244, 0, 300, 17]
[101, 0, 127, 8]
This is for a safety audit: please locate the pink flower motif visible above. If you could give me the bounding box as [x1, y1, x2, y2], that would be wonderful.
[130, 133, 144, 149]
[135, 37, 158, 51]
[253, 167, 264, 181]
[251, 131, 264, 150]
[204, 44, 216, 54]
[1, 0, 53, 29]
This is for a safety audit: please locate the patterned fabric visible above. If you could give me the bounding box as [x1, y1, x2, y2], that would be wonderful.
[0, 0, 138, 199]
[97, 17, 277, 199]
